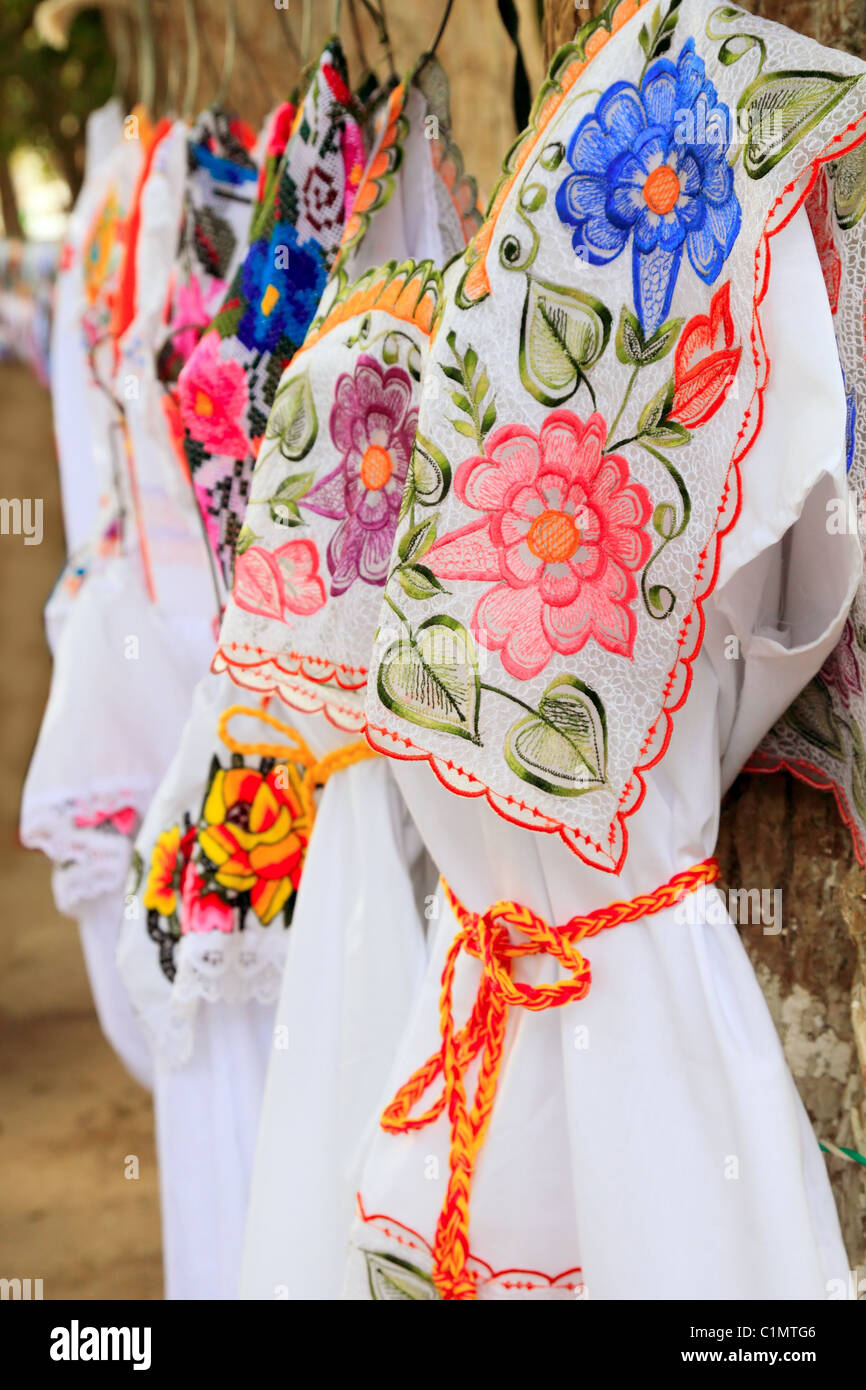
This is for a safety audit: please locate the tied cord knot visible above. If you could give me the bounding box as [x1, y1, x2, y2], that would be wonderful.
[381, 857, 721, 1300]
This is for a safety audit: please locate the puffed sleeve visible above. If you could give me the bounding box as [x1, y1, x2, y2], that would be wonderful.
[699, 204, 862, 792]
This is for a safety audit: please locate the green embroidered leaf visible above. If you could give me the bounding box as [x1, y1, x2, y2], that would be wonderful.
[443, 332, 497, 446]
[269, 499, 303, 528]
[452, 418, 477, 439]
[400, 434, 452, 520]
[395, 563, 446, 601]
[407, 342, 423, 380]
[210, 300, 244, 340]
[377, 616, 480, 742]
[833, 141, 866, 229]
[615, 307, 683, 367]
[784, 679, 845, 761]
[130, 849, 144, 895]
[398, 517, 437, 564]
[505, 676, 607, 796]
[643, 420, 691, 448]
[637, 378, 675, 435]
[519, 276, 612, 406]
[235, 525, 258, 554]
[266, 372, 318, 461]
[363, 1251, 439, 1300]
[738, 71, 862, 179]
[381, 332, 400, 365]
[273, 471, 315, 503]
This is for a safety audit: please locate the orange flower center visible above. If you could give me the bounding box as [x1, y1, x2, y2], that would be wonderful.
[643, 164, 681, 216]
[527, 509, 580, 563]
[360, 445, 393, 491]
[260, 283, 280, 317]
[195, 389, 214, 418]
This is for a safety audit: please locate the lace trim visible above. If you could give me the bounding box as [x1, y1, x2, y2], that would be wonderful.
[138, 922, 288, 1067]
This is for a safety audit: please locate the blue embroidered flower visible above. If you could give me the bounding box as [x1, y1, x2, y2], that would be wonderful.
[556, 38, 741, 334]
[236, 222, 327, 353]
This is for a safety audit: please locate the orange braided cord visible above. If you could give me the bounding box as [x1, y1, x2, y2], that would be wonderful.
[302, 740, 379, 805]
[381, 857, 720, 1300]
[218, 704, 377, 822]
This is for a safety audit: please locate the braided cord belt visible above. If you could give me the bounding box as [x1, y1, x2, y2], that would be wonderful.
[217, 703, 378, 824]
[381, 855, 721, 1300]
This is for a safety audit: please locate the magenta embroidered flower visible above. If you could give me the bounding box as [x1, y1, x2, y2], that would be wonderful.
[178, 330, 251, 458]
[302, 354, 416, 595]
[820, 618, 863, 709]
[233, 538, 327, 623]
[427, 411, 653, 679]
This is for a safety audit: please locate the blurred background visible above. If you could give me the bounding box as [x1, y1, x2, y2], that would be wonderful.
[0, 0, 863, 1300]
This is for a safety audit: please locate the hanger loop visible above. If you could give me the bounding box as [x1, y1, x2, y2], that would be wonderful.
[301, 0, 313, 69]
[134, 0, 155, 113]
[181, 0, 200, 121]
[216, 0, 237, 108]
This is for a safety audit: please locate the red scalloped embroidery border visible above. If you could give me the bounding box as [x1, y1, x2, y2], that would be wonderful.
[355, 1193, 583, 1293]
[743, 750, 866, 868]
[366, 110, 866, 876]
[212, 646, 365, 733]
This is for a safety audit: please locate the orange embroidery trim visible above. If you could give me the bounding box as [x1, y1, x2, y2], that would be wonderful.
[294, 258, 440, 360]
[381, 857, 720, 1300]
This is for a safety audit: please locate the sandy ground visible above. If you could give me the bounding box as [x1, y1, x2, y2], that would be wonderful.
[0, 362, 162, 1299]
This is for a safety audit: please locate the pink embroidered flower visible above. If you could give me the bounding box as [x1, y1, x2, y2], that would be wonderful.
[180, 860, 234, 934]
[73, 806, 138, 836]
[233, 538, 327, 622]
[303, 355, 416, 595]
[820, 617, 863, 709]
[169, 274, 212, 363]
[178, 330, 251, 458]
[428, 411, 653, 679]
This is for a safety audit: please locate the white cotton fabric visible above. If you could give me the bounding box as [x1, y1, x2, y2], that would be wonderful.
[239, 758, 431, 1299]
[335, 206, 860, 1299]
[50, 99, 124, 561]
[127, 85, 468, 1301]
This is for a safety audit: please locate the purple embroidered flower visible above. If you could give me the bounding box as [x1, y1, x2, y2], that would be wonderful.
[821, 617, 863, 709]
[302, 355, 416, 594]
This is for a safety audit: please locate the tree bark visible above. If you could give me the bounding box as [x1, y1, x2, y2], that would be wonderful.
[0, 152, 23, 240]
[541, 0, 866, 1274]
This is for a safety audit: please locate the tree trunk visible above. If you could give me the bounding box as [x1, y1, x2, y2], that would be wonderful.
[541, 0, 866, 1275]
[0, 151, 23, 239]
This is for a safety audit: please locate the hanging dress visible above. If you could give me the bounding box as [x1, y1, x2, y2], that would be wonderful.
[21, 112, 259, 1088]
[229, 58, 485, 1300]
[116, 41, 368, 1298]
[332, 0, 866, 1299]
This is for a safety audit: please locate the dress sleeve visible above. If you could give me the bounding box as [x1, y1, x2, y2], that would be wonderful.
[701, 205, 862, 792]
